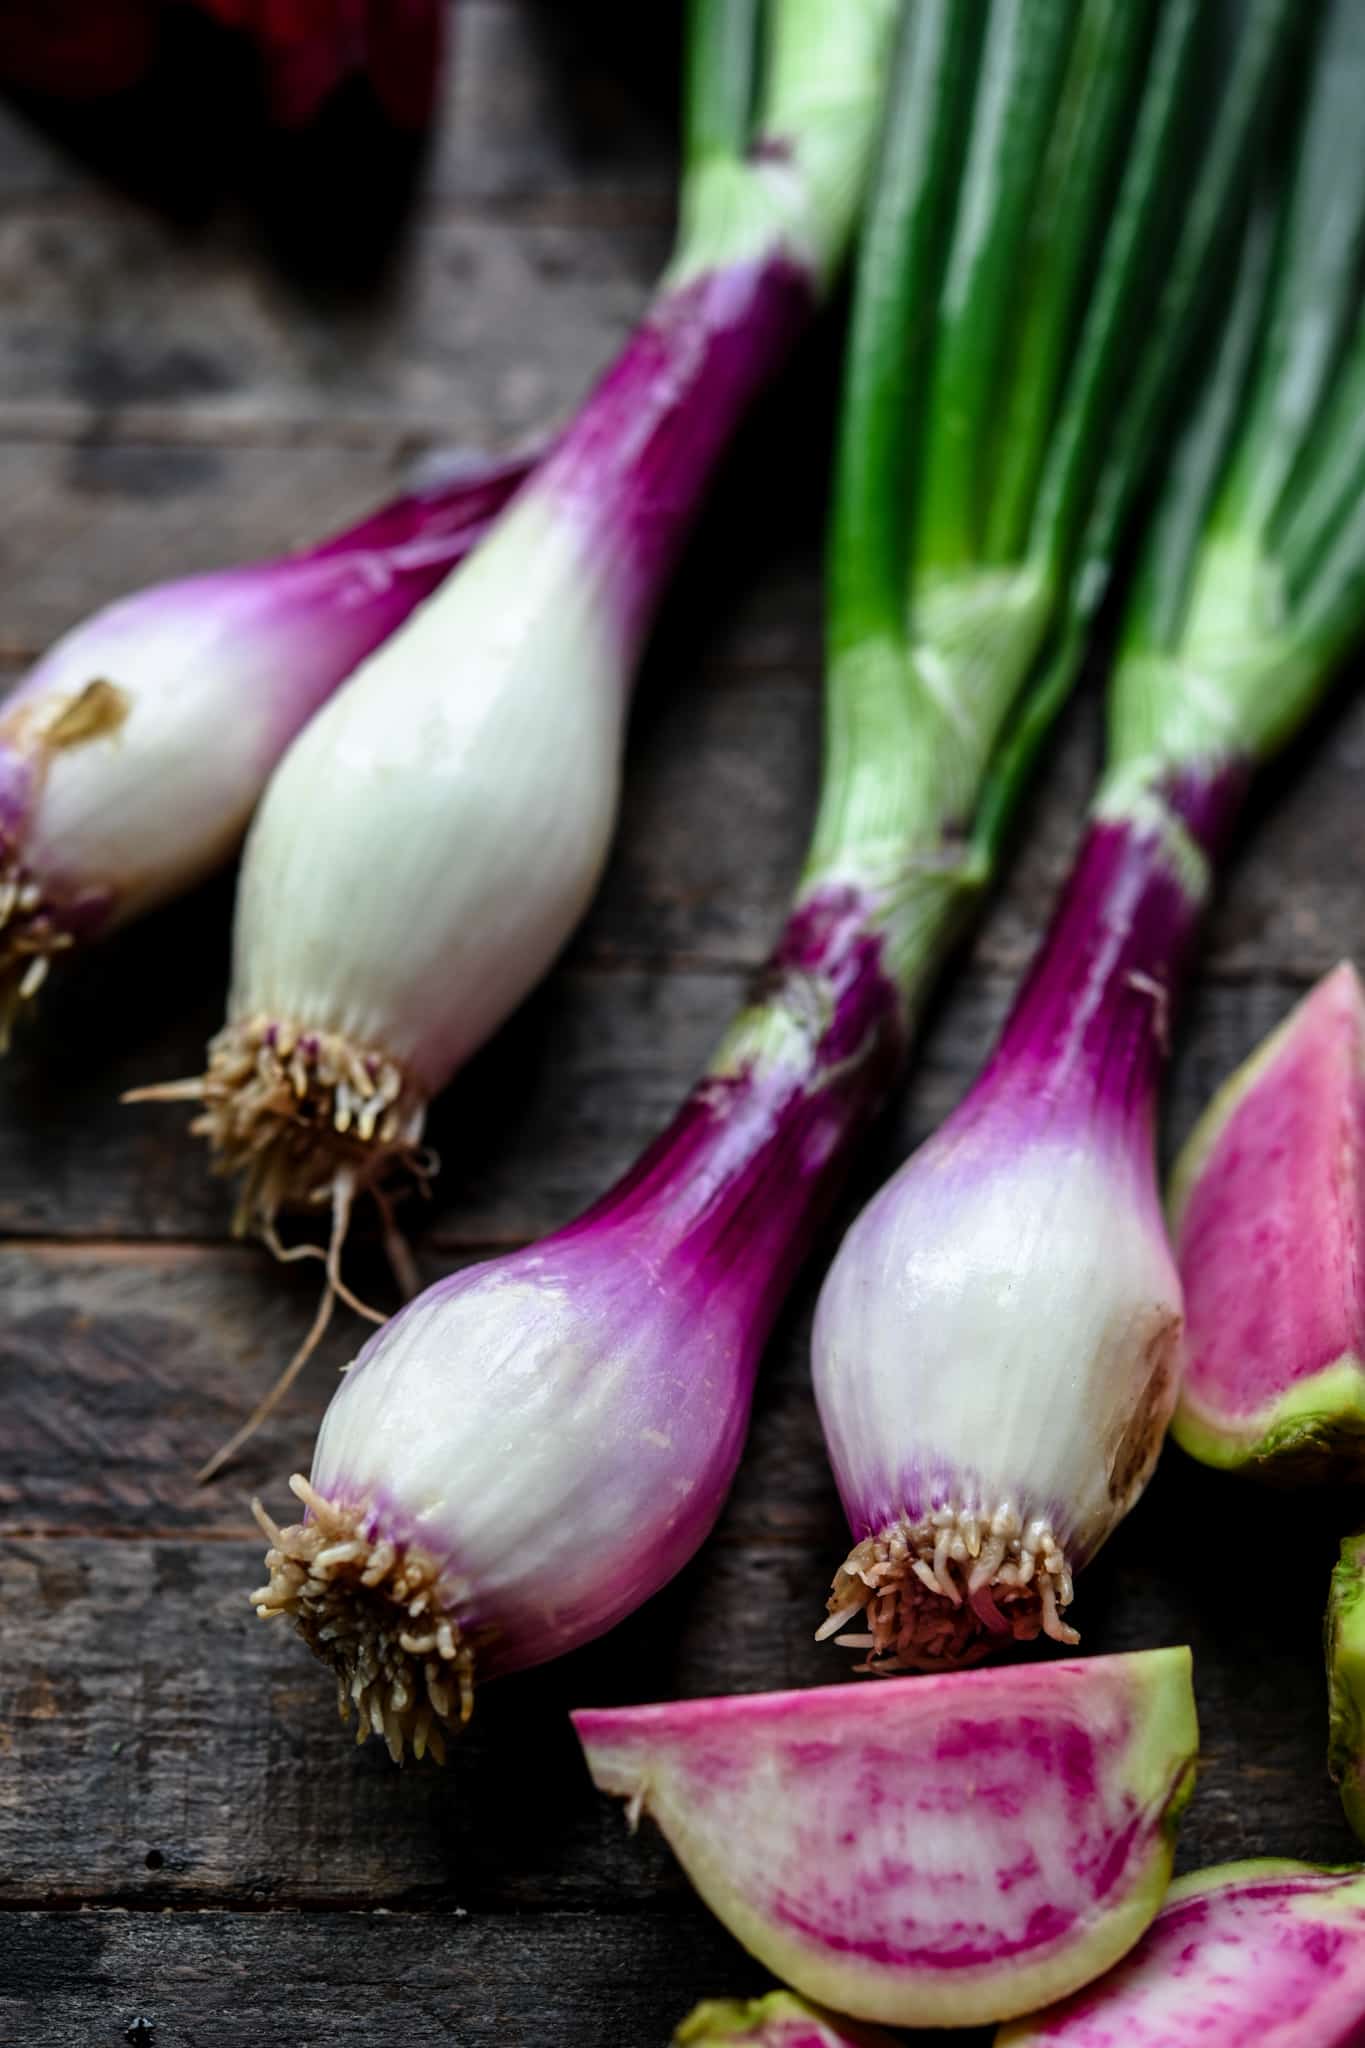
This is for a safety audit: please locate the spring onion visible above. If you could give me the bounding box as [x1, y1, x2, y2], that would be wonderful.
[0, 447, 529, 1042]
[814, 0, 1365, 1673]
[250, 0, 1257, 1755]
[150, 0, 897, 1273]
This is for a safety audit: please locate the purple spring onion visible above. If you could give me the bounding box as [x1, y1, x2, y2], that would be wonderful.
[144, 0, 898, 1273]
[813, 0, 1365, 1672]
[248, 0, 1259, 1753]
[814, 803, 1209, 1664]
[0, 447, 530, 1042]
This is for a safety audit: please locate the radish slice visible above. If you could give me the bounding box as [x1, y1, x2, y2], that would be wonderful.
[573, 1649, 1197, 2030]
[1169, 961, 1365, 1477]
[996, 1859, 1365, 2044]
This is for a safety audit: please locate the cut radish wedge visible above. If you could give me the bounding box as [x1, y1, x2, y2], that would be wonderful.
[996, 1859, 1365, 2043]
[1328, 1532, 1365, 1847]
[674, 1991, 896, 2046]
[573, 1649, 1197, 2029]
[1168, 962, 1365, 1477]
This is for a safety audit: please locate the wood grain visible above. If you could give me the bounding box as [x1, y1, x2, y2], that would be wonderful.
[2, 0, 1365, 2039]
[1, 1910, 864, 2048]
[1, 1246, 1358, 1914]
[0, 915, 1354, 1249]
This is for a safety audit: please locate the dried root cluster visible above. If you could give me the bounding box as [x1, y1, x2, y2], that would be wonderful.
[0, 857, 71, 1046]
[819, 1503, 1079, 1672]
[158, 1013, 432, 1234]
[253, 1476, 475, 1763]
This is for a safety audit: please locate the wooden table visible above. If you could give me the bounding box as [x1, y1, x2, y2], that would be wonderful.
[2, 6, 1363, 2041]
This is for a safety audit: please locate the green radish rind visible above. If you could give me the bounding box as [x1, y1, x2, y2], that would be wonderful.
[1327, 1534, 1365, 1848]
[995, 1859, 1365, 2045]
[674, 1990, 897, 2046]
[575, 1648, 1198, 2030]
[1171, 1358, 1365, 1479]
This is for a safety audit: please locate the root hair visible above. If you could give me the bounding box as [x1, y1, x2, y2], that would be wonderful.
[818, 1502, 1079, 1671]
[252, 1475, 476, 1763]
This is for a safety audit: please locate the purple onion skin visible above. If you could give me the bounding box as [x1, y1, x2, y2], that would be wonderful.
[965, 766, 1249, 1164]
[814, 764, 1250, 1602]
[534, 257, 815, 657]
[301, 450, 535, 563]
[3, 444, 533, 733]
[218, 252, 821, 1122]
[0, 447, 533, 940]
[564, 884, 905, 1332]
[312, 880, 906, 1680]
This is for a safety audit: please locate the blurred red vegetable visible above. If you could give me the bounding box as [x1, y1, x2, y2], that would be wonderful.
[0, 1, 159, 99]
[0, 0, 444, 128]
[197, 0, 444, 129]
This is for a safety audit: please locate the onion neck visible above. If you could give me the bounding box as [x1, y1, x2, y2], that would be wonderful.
[526, 0, 897, 659]
[530, 255, 815, 658]
[975, 762, 1249, 1154]
[561, 878, 906, 1344]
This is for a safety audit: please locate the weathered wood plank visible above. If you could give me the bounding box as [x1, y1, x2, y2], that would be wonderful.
[438, 0, 680, 208]
[0, 492, 1359, 970]
[0, 210, 664, 449]
[0, 923, 1358, 1248]
[0, 1458, 1356, 1914]
[0, 1223, 1358, 1911]
[0, 1243, 363, 1535]
[1, 11, 1363, 2033]
[4, 1908, 916, 2048]
[0, 447, 825, 669]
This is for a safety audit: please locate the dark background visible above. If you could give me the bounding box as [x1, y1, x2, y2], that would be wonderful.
[1, 2, 1363, 2040]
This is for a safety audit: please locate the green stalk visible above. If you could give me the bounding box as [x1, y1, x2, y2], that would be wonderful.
[1276, 311, 1365, 602]
[913, 0, 1078, 576]
[670, 0, 900, 292]
[810, 0, 1285, 985]
[1102, 5, 1365, 809]
[1104, 195, 1289, 789]
[1214, 0, 1365, 546]
[1053, 0, 1295, 611]
[825, 0, 980, 666]
[1118, 194, 1281, 667]
[974, 0, 1298, 867]
[981, 0, 1156, 567]
[816, 0, 980, 877]
[683, 0, 762, 170]
[1291, 460, 1365, 668]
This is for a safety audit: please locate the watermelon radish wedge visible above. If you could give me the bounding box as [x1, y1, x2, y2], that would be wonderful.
[673, 1991, 896, 2046]
[1168, 962, 1365, 1478]
[573, 1649, 1197, 2030]
[1328, 1531, 1365, 1847]
[996, 1859, 1365, 2044]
